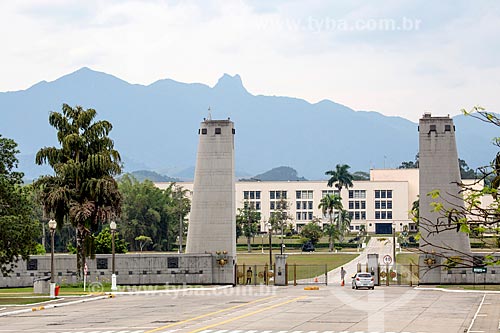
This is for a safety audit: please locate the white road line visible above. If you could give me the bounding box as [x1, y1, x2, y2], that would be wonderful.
[467, 294, 487, 333]
[212, 331, 228, 333]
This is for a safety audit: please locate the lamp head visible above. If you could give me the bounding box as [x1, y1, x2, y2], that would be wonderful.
[110, 221, 117, 231]
[48, 219, 57, 230]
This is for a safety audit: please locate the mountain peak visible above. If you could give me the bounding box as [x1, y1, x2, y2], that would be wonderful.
[213, 73, 248, 94]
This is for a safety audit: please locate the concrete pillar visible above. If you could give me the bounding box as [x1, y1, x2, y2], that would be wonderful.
[186, 118, 236, 284]
[274, 255, 288, 286]
[418, 113, 471, 255]
[367, 253, 379, 285]
[418, 114, 471, 284]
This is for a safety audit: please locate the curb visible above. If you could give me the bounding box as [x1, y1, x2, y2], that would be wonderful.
[415, 286, 500, 294]
[0, 295, 108, 317]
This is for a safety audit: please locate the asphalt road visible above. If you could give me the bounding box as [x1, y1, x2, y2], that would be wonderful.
[1, 284, 498, 333]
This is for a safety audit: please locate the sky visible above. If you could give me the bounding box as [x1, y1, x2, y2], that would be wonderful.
[1, 0, 500, 121]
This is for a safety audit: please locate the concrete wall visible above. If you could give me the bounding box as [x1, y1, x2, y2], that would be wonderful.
[419, 254, 500, 284]
[0, 253, 235, 288]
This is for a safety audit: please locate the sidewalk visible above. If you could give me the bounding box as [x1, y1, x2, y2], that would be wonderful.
[327, 237, 394, 284]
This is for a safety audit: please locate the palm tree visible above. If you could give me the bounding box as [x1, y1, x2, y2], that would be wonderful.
[335, 209, 351, 243]
[35, 104, 122, 278]
[318, 194, 342, 252]
[325, 164, 354, 198]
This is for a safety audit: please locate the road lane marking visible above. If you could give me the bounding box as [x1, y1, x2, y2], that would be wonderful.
[187, 296, 307, 333]
[144, 295, 276, 333]
[466, 294, 486, 333]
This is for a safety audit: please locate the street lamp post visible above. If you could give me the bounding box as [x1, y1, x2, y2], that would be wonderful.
[110, 221, 117, 291]
[392, 226, 396, 268]
[261, 234, 264, 254]
[267, 223, 273, 268]
[48, 219, 57, 298]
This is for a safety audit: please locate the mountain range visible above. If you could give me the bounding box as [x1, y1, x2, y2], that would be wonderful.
[0, 67, 497, 181]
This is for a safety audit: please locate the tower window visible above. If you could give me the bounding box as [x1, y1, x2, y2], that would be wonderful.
[215, 128, 221, 134]
[429, 125, 436, 132]
[445, 124, 451, 131]
[201, 128, 207, 135]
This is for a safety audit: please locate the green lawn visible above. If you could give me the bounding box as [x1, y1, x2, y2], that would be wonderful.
[0, 297, 53, 306]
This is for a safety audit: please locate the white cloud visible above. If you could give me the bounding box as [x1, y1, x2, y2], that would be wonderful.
[1, 0, 500, 121]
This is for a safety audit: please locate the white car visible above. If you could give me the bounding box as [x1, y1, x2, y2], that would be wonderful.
[352, 272, 375, 289]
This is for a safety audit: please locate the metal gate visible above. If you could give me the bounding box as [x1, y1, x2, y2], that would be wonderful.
[289, 264, 328, 285]
[378, 263, 419, 286]
[236, 264, 276, 285]
[235, 264, 328, 286]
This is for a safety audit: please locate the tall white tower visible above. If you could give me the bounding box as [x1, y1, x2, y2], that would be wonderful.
[186, 118, 236, 258]
[419, 113, 471, 283]
[418, 113, 471, 255]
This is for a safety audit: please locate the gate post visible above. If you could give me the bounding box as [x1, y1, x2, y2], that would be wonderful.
[325, 264, 328, 285]
[254, 265, 257, 285]
[386, 263, 390, 286]
[285, 263, 288, 286]
[294, 263, 297, 286]
[410, 263, 413, 287]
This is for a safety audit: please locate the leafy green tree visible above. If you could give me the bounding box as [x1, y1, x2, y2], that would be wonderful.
[94, 227, 128, 254]
[352, 171, 369, 180]
[269, 197, 292, 252]
[236, 201, 261, 252]
[318, 194, 342, 252]
[459, 159, 476, 179]
[169, 185, 190, 252]
[300, 219, 322, 245]
[135, 235, 152, 252]
[325, 164, 354, 197]
[398, 154, 419, 169]
[0, 135, 40, 276]
[118, 175, 189, 252]
[34, 104, 122, 278]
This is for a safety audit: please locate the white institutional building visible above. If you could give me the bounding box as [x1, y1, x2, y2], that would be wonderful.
[156, 168, 424, 234]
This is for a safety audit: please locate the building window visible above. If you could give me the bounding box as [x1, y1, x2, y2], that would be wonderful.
[322, 189, 339, 197]
[296, 190, 313, 199]
[270, 202, 275, 210]
[296, 212, 301, 220]
[201, 128, 207, 135]
[215, 128, 221, 134]
[270, 190, 287, 200]
[349, 190, 366, 199]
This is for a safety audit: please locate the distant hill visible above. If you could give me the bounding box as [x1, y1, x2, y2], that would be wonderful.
[127, 170, 179, 182]
[245, 166, 307, 181]
[1, 67, 498, 180]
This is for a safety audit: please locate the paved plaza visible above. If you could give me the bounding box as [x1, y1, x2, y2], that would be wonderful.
[1, 283, 499, 333]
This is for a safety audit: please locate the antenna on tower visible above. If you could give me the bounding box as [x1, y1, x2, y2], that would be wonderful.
[207, 107, 212, 121]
